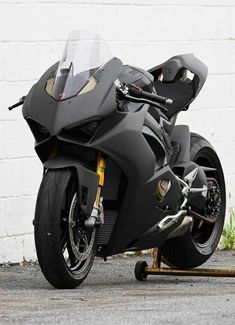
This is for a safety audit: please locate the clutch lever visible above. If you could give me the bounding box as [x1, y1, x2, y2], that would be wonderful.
[123, 94, 168, 113]
[115, 80, 169, 113]
[128, 84, 173, 106]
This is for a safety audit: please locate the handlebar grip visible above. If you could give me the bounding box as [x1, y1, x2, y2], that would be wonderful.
[8, 101, 23, 111]
[128, 84, 173, 106]
[142, 90, 173, 106]
[8, 96, 26, 111]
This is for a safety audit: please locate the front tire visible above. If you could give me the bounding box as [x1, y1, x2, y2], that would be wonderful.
[34, 169, 98, 289]
[161, 133, 226, 268]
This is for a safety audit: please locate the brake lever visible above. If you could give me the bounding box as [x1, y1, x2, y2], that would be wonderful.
[129, 84, 173, 106]
[115, 80, 168, 113]
[8, 96, 26, 111]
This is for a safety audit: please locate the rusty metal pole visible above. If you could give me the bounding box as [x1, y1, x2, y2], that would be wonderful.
[152, 247, 161, 269]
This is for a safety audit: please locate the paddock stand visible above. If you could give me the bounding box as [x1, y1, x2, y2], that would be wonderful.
[134, 248, 235, 281]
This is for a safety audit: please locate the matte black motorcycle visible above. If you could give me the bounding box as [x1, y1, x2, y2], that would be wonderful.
[9, 30, 225, 289]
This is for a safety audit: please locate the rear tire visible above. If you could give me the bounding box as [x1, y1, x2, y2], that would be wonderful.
[161, 133, 226, 268]
[34, 169, 98, 289]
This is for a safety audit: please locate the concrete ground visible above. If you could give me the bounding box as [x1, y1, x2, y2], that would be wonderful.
[0, 251, 235, 325]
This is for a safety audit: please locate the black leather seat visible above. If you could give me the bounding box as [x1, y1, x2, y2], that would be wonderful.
[154, 79, 194, 119]
[149, 54, 208, 119]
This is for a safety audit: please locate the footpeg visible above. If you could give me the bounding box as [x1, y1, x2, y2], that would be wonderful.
[157, 210, 187, 231]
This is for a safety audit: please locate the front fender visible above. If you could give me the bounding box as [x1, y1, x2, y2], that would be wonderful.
[44, 156, 99, 216]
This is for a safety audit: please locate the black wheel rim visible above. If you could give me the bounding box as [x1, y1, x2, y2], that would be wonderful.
[60, 176, 96, 276]
[192, 149, 225, 247]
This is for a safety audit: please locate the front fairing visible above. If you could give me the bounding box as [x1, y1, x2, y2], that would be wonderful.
[22, 57, 123, 136]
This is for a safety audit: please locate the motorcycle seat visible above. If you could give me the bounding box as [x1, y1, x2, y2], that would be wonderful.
[149, 54, 208, 119]
[153, 79, 194, 119]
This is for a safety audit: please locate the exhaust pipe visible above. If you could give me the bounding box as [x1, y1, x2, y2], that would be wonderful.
[166, 216, 193, 239]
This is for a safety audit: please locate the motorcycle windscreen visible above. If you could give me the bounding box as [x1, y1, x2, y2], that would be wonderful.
[46, 30, 113, 101]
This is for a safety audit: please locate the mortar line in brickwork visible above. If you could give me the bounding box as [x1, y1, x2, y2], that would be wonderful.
[1, 79, 38, 83]
[190, 108, 235, 114]
[190, 106, 235, 111]
[0, 156, 37, 161]
[209, 72, 235, 76]
[0, 232, 33, 240]
[1, 39, 235, 44]
[0, 194, 37, 199]
[1, 2, 234, 8]
[0, 119, 22, 122]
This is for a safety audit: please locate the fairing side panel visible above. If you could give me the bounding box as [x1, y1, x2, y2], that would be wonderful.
[101, 166, 182, 255]
[88, 110, 182, 255]
[90, 108, 157, 203]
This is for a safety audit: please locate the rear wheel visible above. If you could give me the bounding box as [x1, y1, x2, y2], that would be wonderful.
[34, 169, 98, 289]
[161, 133, 226, 268]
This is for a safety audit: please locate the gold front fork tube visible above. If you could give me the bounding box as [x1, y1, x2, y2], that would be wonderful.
[96, 153, 106, 186]
[95, 153, 106, 206]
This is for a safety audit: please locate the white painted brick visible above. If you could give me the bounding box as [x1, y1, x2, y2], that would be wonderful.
[177, 108, 235, 144]
[225, 175, 235, 208]
[215, 141, 235, 177]
[192, 41, 235, 75]
[0, 4, 53, 41]
[132, 41, 235, 75]
[0, 81, 35, 120]
[114, 5, 149, 41]
[0, 195, 36, 237]
[83, 5, 118, 40]
[1, 0, 235, 5]
[0, 43, 5, 81]
[35, 42, 59, 79]
[70, 0, 132, 4]
[51, 4, 86, 41]
[0, 158, 42, 197]
[229, 7, 235, 38]
[146, 6, 229, 42]
[132, 41, 195, 70]
[132, 1, 233, 5]
[109, 41, 135, 65]
[191, 74, 235, 110]
[3, 43, 38, 81]
[20, 0, 235, 5]
[0, 198, 6, 236]
[0, 234, 35, 263]
[0, 120, 35, 159]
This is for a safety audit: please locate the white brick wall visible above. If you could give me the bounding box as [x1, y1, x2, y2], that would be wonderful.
[1, 0, 235, 262]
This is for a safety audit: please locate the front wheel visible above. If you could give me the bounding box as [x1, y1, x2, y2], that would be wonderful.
[161, 133, 226, 268]
[34, 169, 98, 289]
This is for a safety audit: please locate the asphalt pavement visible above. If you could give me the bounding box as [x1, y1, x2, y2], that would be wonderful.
[0, 251, 235, 325]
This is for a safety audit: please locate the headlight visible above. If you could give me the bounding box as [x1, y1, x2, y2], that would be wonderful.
[26, 118, 50, 143]
[60, 118, 103, 143]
